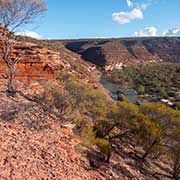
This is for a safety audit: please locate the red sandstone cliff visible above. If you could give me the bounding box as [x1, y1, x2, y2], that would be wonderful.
[0, 25, 97, 84]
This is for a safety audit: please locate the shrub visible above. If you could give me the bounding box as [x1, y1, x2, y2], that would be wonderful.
[167, 127, 180, 179]
[80, 126, 112, 163]
[80, 126, 96, 147]
[116, 101, 139, 124]
[139, 103, 177, 126]
[95, 138, 112, 162]
[131, 114, 166, 160]
[173, 102, 180, 110]
[40, 80, 74, 118]
[51, 88, 74, 116]
[117, 92, 128, 101]
[175, 94, 180, 101]
[40, 70, 180, 172]
[160, 88, 169, 99]
[137, 84, 145, 95]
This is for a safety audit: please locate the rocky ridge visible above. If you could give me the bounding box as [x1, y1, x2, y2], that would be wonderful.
[0, 24, 97, 84]
[64, 37, 180, 71]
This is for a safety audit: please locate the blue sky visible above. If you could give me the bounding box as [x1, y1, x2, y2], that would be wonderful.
[18, 0, 180, 39]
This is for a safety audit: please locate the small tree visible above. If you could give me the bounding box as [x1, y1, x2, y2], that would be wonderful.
[137, 84, 145, 95]
[109, 101, 139, 141]
[0, 0, 46, 95]
[167, 121, 180, 180]
[132, 114, 166, 160]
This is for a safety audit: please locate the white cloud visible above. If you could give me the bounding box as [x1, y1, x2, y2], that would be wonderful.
[112, 8, 143, 24]
[126, 0, 150, 9]
[94, 37, 108, 39]
[138, 3, 149, 10]
[164, 27, 180, 36]
[112, 0, 157, 25]
[134, 26, 157, 37]
[15, 30, 42, 39]
[137, 0, 157, 10]
[127, 0, 133, 8]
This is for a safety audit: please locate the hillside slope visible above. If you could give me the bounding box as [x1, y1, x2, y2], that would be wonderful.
[0, 81, 174, 180]
[64, 37, 180, 71]
[0, 85, 105, 180]
[0, 26, 179, 179]
[0, 27, 105, 179]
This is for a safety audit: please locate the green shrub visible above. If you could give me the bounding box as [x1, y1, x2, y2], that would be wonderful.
[167, 127, 180, 179]
[175, 94, 180, 101]
[51, 88, 74, 115]
[40, 70, 180, 173]
[80, 126, 96, 147]
[95, 138, 112, 162]
[160, 88, 169, 99]
[117, 92, 128, 101]
[137, 84, 145, 95]
[116, 101, 139, 121]
[174, 102, 180, 110]
[131, 114, 166, 160]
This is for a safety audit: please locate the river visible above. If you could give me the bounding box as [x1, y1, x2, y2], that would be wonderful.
[100, 75, 138, 103]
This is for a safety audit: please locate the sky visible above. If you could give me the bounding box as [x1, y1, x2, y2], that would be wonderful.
[17, 0, 180, 39]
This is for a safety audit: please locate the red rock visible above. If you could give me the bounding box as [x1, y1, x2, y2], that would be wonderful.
[0, 25, 97, 84]
[64, 38, 180, 71]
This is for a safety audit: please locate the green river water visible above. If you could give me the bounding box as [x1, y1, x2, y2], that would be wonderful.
[100, 75, 138, 103]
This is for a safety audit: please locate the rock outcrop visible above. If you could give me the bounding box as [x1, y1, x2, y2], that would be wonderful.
[0, 25, 97, 83]
[0, 42, 64, 82]
[64, 37, 180, 71]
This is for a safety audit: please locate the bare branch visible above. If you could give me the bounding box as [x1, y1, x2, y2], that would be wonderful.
[0, 0, 47, 95]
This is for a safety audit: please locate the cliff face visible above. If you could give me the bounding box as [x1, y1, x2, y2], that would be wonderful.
[0, 35, 97, 84]
[0, 24, 57, 82]
[64, 37, 180, 71]
[0, 42, 64, 82]
[0, 25, 99, 86]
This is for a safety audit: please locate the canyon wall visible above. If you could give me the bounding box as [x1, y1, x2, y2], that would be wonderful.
[64, 37, 180, 71]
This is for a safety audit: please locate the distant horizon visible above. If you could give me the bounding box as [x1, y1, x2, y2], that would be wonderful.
[48, 35, 180, 41]
[17, 34, 180, 41]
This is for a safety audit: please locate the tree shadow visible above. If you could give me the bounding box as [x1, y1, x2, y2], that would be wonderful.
[84, 138, 173, 180]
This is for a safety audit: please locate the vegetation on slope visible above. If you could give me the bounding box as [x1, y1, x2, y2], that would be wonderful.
[14, 35, 180, 178]
[37, 71, 180, 179]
